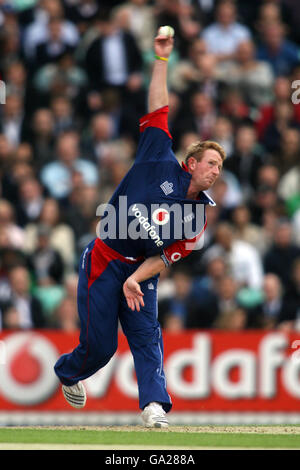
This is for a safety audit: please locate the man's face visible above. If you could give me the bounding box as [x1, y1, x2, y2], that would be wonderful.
[188, 149, 223, 191]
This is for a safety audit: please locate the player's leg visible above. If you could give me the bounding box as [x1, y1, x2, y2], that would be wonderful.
[119, 273, 172, 424]
[54, 244, 121, 400]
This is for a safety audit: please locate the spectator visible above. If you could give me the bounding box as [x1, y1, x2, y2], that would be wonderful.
[262, 101, 300, 154]
[25, 108, 56, 169]
[214, 307, 247, 330]
[113, 0, 156, 53]
[197, 254, 228, 290]
[163, 90, 182, 148]
[0, 134, 14, 170]
[208, 173, 242, 215]
[63, 0, 100, 35]
[180, 91, 217, 140]
[264, 219, 300, 289]
[201, 0, 251, 61]
[170, 48, 220, 103]
[77, 215, 101, 262]
[281, 0, 300, 44]
[231, 204, 268, 254]
[14, 142, 34, 166]
[254, 191, 285, 227]
[0, 17, 21, 74]
[50, 95, 75, 136]
[64, 184, 99, 257]
[162, 268, 193, 331]
[163, 267, 219, 331]
[175, 131, 200, 165]
[157, 267, 176, 325]
[82, 111, 135, 173]
[24, 197, 75, 273]
[213, 276, 247, 330]
[255, 76, 300, 141]
[224, 123, 265, 198]
[51, 295, 80, 331]
[210, 115, 234, 159]
[195, 202, 221, 252]
[84, 7, 145, 114]
[292, 210, 300, 247]
[219, 88, 250, 126]
[215, 275, 240, 314]
[155, 0, 201, 56]
[269, 127, 300, 176]
[257, 163, 280, 192]
[102, 88, 141, 141]
[204, 222, 264, 289]
[247, 273, 289, 329]
[255, 1, 283, 34]
[190, 53, 220, 101]
[261, 208, 282, 245]
[33, 51, 88, 111]
[256, 21, 300, 76]
[190, 0, 216, 27]
[5, 163, 36, 205]
[2, 265, 46, 329]
[4, 61, 28, 103]
[40, 130, 98, 200]
[63, 272, 79, 304]
[184, 255, 228, 328]
[23, 0, 79, 63]
[0, 135, 18, 204]
[0, 199, 25, 249]
[82, 112, 117, 164]
[15, 176, 45, 227]
[277, 257, 300, 331]
[216, 39, 274, 108]
[34, 16, 76, 71]
[0, 93, 27, 148]
[278, 163, 300, 205]
[168, 38, 208, 94]
[29, 223, 65, 286]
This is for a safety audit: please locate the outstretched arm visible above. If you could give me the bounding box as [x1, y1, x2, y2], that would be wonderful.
[148, 30, 174, 113]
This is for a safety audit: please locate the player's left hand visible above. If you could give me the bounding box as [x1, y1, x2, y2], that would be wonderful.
[123, 276, 145, 312]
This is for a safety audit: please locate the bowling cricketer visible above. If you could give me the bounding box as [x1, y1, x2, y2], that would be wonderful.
[54, 27, 225, 428]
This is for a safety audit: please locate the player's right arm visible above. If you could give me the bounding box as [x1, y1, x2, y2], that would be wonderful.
[134, 29, 175, 164]
[148, 31, 173, 113]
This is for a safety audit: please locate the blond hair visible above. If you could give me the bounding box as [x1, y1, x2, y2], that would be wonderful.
[184, 140, 226, 165]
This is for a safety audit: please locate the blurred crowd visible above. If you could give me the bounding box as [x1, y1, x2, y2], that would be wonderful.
[0, 0, 300, 333]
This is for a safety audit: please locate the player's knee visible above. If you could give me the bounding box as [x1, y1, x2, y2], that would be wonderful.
[89, 339, 117, 366]
[127, 325, 160, 348]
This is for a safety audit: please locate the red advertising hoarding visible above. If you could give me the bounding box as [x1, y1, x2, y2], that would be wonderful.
[0, 330, 299, 418]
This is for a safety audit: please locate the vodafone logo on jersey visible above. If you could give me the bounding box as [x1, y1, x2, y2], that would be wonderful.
[0, 332, 59, 405]
[170, 252, 182, 262]
[152, 208, 170, 226]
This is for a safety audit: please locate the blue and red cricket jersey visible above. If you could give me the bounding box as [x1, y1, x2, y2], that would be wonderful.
[54, 106, 214, 413]
[101, 105, 214, 264]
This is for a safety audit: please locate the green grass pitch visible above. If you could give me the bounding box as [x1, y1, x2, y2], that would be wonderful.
[0, 427, 299, 449]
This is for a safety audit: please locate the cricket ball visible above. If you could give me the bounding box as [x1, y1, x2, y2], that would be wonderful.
[158, 26, 175, 37]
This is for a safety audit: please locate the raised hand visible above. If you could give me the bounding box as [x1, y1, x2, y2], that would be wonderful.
[154, 30, 174, 59]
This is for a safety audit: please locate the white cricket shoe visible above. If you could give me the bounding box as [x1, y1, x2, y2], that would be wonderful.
[62, 381, 86, 409]
[141, 402, 169, 428]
